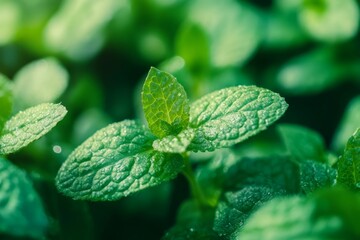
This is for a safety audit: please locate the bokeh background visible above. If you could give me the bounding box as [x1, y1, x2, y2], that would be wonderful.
[0, 0, 360, 239]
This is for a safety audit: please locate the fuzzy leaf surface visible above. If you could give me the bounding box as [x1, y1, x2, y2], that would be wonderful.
[189, 86, 288, 151]
[0, 103, 67, 155]
[56, 120, 184, 201]
[0, 157, 48, 238]
[142, 67, 190, 138]
[0, 74, 13, 132]
[337, 128, 360, 190]
[152, 128, 194, 153]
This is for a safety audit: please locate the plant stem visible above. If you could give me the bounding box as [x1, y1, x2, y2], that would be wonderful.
[181, 153, 211, 207]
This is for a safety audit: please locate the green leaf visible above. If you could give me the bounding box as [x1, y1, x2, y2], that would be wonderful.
[56, 120, 184, 201]
[224, 156, 300, 193]
[13, 58, 68, 111]
[142, 67, 190, 138]
[152, 128, 195, 153]
[276, 47, 346, 95]
[300, 160, 336, 193]
[189, 86, 288, 152]
[337, 128, 360, 190]
[278, 124, 327, 163]
[299, 0, 359, 42]
[0, 157, 48, 238]
[213, 186, 285, 238]
[0, 74, 13, 132]
[332, 96, 360, 152]
[237, 187, 360, 239]
[188, 0, 262, 68]
[0, 103, 67, 155]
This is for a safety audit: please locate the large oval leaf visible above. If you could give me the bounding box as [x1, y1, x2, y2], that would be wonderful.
[56, 120, 184, 201]
[189, 86, 288, 151]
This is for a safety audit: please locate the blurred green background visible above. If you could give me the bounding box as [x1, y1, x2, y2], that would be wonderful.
[0, 0, 360, 239]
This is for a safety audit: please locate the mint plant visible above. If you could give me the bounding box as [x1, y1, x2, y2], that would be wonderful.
[56, 67, 287, 220]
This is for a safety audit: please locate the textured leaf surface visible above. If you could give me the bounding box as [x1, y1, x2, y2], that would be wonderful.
[0, 74, 13, 132]
[189, 86, 288, 152]
[237, 188, 360, 239]
[337, 128, 360, 190]
[152, 128, 194, 153]
[300, 160, 336, 193]
[0, 157, 48, 238]
[56, 120, 184, 201]
[213, 186, 284, 238]
[13, 58, 68, 110]
[0, 103, 67, 155]
[142, 67, 190, 138]
[278, 124, 327, 163]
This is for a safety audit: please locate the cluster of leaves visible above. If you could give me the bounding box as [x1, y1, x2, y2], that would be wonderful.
[56, 68, 360, 239]
[0, 0, 360, 239]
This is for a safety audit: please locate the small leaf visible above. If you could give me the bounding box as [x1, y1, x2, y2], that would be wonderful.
[237, 187, 360, 239]
[337, 128, 360, 190]
[0, 157, 48, 238]
[0, 103, 67, 155]
[332, 96, 360, 152]
[300, 160, 336, 193]
[13, 58, 69, 111]
[189, 86, 288, 152]
[299, 0, 359, 42]
[153, 128, 195, 153]
[142, 67, 190, 138]
[56, 120, 184, 201]
[0, 74, 13, 132]
[278, 124, 327, 163]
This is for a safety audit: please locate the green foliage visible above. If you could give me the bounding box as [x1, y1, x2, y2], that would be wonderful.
[237, 187, 360, 239]
[0, 157, 48, 238]
[57, 67, 287, 202]
[1, 0, 360, 239]
[337, 128, 360, 190]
